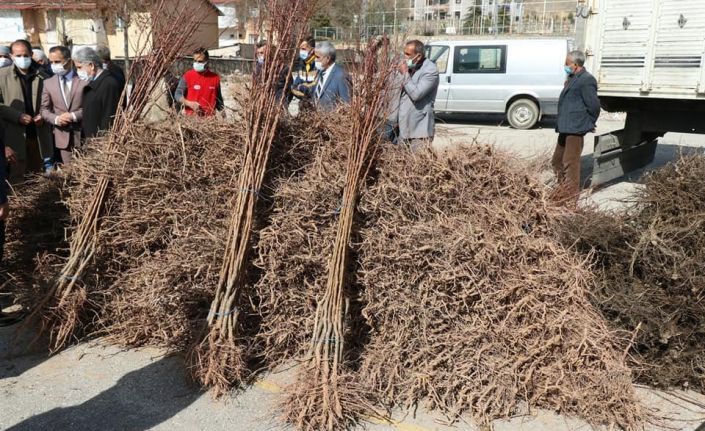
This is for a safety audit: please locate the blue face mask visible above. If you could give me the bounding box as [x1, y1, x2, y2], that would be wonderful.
[299, 50, 309, 61]
[564, 65, 574, 75]
[193, 62, 206, 73]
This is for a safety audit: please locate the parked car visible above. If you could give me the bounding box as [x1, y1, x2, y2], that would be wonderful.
[426, 38, 570, 129]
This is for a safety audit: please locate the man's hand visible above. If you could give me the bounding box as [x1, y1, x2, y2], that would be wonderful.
[185, 100, 201, 112]
[18, 114, 32, 125]
[5, 147, 16, 165]
[33, 115, 43, 126]
[398, 60, 409, 75]
[0, 202, 9, 221]
[56, 112, 73, 127]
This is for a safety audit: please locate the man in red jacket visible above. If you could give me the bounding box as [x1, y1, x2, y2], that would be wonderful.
[174, 47, 224, 117]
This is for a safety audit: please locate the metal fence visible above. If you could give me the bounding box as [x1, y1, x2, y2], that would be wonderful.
[313, 0, 579, 41]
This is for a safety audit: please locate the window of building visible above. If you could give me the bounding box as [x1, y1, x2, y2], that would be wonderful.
[453, 45, 507, 74]
[455, 11, 461, 18]
[439, 11, 446, 19]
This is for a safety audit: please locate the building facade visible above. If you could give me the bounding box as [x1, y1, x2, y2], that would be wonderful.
[0, 0, 221, 57]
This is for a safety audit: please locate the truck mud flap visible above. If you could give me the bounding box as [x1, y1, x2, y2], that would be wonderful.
[591, 130, 657, 186]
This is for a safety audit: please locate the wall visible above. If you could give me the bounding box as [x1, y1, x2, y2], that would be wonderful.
[0, 10, 25, 46]
[106, 11, 154, 59]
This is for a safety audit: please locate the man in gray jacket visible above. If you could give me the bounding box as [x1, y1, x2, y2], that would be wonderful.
[552, 50, 601, 203]
[397, 40, 439, 149]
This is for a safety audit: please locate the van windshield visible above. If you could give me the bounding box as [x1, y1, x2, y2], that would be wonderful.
[426, 45, 450, 73]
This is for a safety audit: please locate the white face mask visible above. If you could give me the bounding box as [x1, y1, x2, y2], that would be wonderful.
[0, 58, 11, 68]
[51, 63, 68, 76]
[77, 69, 91, 81]
[193, 62, 206, 72]
[102, 62, 109, 70]
[314, 61, 323, 70]
[13, 56, 31, 70]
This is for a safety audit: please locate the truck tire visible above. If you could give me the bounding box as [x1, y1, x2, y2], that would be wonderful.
[507, 99, 540, 130]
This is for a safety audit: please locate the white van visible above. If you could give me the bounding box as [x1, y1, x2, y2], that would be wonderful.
[426, 39, 570, 129]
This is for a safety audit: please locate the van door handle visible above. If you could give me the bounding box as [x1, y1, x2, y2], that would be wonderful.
[446, 76, 451, 83]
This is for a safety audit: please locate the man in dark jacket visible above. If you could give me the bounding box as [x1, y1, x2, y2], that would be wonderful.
[253, 40, 290, 108]
[552, 49, 601, 203]
[0, 125, 20, 326]
[0, 125, 8, 264]
[96, 45, 126, 92]
[74, 47, 122, 139]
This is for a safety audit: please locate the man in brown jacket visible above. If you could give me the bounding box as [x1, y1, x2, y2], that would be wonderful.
[0, 39, 52, 181]
[41, 45, 86, 165]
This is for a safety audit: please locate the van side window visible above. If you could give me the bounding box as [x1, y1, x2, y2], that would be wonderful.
[425, 45, 450, 74]
[453, 45, 507, 74]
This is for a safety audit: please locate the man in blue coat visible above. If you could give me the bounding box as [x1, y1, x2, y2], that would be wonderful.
[312, 41, 350, 112]
[552, 49, 601, 203]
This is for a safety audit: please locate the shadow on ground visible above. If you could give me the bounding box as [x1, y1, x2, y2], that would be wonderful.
[5, 356, 200, 431]
[0, 324, 52, 380]
[580, 142, 705, 190]
[436, 112, 558, 129]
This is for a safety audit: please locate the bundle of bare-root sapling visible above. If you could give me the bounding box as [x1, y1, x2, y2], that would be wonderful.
[191, 0, 314, 396]
[24, 0, 214, 352]
[284, 38, 395, 431]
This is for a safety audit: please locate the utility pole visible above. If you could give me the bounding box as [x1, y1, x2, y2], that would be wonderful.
[393, 0, 398, 41]
[60, 0, 69, 46]
[122, 3, 130, 80]
[362, 0, 368, 41]
[492, 0, 499, 34]
[541, 0, 547, 33]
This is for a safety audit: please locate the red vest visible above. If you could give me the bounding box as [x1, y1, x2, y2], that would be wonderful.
[182, 69, 220, 116]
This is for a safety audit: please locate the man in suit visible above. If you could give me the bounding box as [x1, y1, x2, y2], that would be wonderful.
[41, 45, 87, 166]
[0, 39, 53, 181]
[74, 47, 122, 139]
[552, 50, 601, 203]
[312, 41, 350, 112]
[397, 40, 439, 150]
[96, 45, 126, 92]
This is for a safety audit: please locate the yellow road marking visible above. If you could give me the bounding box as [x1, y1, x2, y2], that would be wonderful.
[254, 378, 433, 431]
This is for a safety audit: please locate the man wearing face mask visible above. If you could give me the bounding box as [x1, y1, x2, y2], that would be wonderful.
[396, 40, 439, 150]
[0, 39, 53, 181]
[96, 45, 126, 93]
[291, 36, 318, 109]
[74, 47, 122, 139]
[175, 47, 224, 117]
[32, 49, 53, 77]
[312, 41, 350, 112]
[40, 45, 88, 166]
[253, 40, 290, 108]
[0, 47, 11, 69]
[552, 50, 600, 204]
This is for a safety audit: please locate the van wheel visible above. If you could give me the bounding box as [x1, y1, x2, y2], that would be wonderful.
[507, 99, 539, 129]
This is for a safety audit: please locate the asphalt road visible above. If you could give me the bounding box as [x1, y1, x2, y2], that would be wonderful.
[435, 113, 705, 210]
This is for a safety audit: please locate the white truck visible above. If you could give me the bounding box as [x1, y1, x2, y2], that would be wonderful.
[577, 0, 705, 184]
